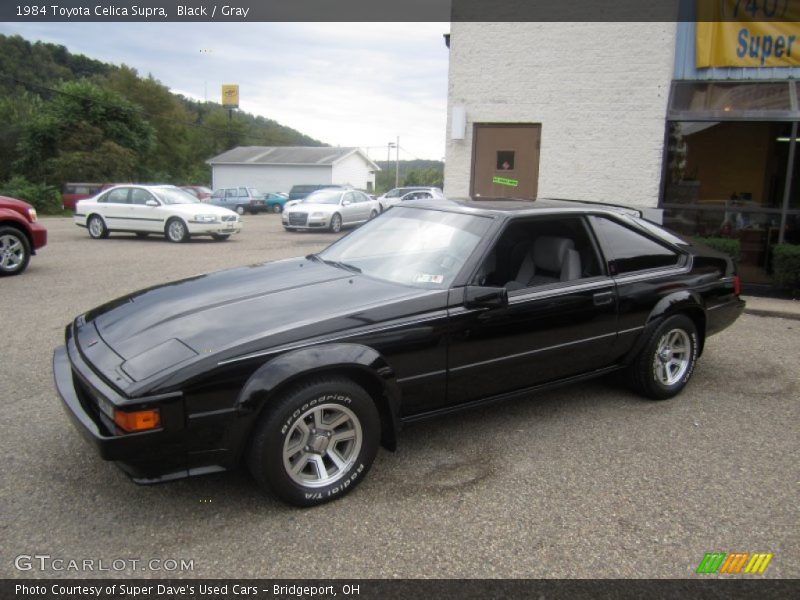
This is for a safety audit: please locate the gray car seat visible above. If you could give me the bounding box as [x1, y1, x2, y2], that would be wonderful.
[506, 236, 581, 290]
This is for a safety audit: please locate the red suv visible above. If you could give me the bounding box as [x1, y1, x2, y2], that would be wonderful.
[0, 195, 48, 275]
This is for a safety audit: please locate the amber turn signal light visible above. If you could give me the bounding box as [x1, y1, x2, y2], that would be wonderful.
[114, 408, 161, 432]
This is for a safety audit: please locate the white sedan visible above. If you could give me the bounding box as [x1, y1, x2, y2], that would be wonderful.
[282, 189, 380, 232]
[75, 185, 242, 243]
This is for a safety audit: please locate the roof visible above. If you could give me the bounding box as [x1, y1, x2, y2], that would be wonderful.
[401, 197, 643, 218]
[207, 146, 380, 170]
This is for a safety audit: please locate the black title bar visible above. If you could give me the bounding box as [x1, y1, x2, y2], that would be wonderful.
[4, 579, 800, 600]
[4, 0, 800, 23]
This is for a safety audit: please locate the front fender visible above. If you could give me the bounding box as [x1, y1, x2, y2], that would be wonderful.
[236, 343, 402, 449]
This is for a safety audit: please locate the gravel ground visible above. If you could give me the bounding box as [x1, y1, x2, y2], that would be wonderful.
[1, 215, 798, 579]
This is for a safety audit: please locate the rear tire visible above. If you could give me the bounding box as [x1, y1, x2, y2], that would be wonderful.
[0, 227, 31, 276]
[87, 215, 109, 239]
[247, 376, 380, 507]
[165, 218, 189, 243]
[628, 314, 698, 400]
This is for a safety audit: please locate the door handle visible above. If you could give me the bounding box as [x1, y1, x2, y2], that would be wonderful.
[593, 291, 615, 306]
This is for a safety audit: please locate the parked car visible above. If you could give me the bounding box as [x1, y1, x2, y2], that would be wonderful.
[209, 187, 266, 215]
[62, 183, 104, 211]
[180, 185, 212, 202]
[264, 192, 290, 213]
[378, 186, 443, 211]
[74, 185, 242, 243]
[0, 195, 47, 275]
[282, 189, 380, 232]
[288, 184, 351, 201]
[54, 198, 744, 507]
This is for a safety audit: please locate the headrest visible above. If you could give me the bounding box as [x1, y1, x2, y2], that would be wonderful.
[533, 237, 575, 273]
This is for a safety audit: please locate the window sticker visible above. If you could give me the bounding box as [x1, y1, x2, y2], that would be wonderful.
[414, 273, 444, 284]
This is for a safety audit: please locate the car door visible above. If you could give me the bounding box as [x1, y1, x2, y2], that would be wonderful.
[340, 192, 359, 224]
[209, 189, 225, 208]
[445, 215, 619, 407]
[224, 188, 239, 210]
[354, 192, 373, 221]
[128, 188, 162, 232]
[97, 187, 132, 230]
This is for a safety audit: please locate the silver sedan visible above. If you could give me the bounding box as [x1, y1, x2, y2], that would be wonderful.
[282, 189, 380, 232]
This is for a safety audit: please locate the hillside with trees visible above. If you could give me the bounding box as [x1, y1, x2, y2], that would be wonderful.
[0, 34, 323, 212]
[374, 159, 444, 193]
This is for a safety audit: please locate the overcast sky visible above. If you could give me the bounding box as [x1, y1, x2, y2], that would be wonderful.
[0, 22, 451, 160]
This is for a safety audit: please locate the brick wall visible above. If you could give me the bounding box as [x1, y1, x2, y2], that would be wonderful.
[444, 23, 677, 208]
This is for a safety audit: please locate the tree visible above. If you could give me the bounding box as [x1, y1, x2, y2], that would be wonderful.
[15, 80, 155, 186]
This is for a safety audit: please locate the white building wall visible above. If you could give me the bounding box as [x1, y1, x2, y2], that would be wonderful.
[331, 152, 377, 190]
[211, 164, 332, 193]
[445, 22, 678, 208]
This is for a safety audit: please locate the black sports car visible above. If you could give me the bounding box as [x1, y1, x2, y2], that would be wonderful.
[54, 198, 744, 506]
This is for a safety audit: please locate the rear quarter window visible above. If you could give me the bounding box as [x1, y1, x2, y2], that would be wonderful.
[590, 215, 681, 275]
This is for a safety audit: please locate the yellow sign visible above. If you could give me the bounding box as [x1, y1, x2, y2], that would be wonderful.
[696, 1, 800, 68]
[221, 84, 239, 108]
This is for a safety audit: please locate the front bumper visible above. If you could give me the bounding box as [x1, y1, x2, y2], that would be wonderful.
[53, 334, 189, 482]
[282, 213, 330, 229]
[186, 221, 242, 235]
[30, 221, 47, 251]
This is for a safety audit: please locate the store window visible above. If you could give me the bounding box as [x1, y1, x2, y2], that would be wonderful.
[662, 114, 799, 284]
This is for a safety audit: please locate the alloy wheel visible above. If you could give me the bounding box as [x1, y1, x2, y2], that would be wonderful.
[168, 219, 186, 242]
[653, 328, 691, 386]
[0, 233, 25, 272]
[282, 404, 362, 488]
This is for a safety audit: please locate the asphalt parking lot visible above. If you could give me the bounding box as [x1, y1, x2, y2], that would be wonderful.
[1, 214, 798, 578]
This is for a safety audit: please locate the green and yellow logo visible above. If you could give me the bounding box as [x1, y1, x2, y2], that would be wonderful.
[696, 552, 773, 574]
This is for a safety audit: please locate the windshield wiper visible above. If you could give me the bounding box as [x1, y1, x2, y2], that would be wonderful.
[307, 254, 362, 274]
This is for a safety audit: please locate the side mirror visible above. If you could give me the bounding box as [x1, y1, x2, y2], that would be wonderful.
[342, 199, 351, 206]
[464, 285, 508, 309]
[145, 199, 158, 207]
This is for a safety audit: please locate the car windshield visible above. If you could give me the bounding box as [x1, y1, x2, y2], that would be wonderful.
[318, 207, 492, 288]
[302, 190, 343, 205]
[154, 187, 201, 205]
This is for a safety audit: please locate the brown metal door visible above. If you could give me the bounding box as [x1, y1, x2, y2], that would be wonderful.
[471, 124, 541, 200]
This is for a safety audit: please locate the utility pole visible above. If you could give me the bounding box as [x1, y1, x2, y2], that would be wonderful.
[395, 135, 400, 188]
[387, 141, 397, 190]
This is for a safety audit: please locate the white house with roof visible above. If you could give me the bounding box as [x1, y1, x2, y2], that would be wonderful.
[207, 146, 380, 193]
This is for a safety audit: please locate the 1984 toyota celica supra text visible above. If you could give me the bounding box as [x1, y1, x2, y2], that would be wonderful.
[54, 199, 744, 506]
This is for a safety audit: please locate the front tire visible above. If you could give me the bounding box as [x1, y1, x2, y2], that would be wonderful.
[329, 213, 342, 233]
[0, 227, 31, 276]
[628, 314, 698, 400]
[165, 218, 189, 243]
[247, 377, 380, 507]
[87, 215, 108, 239]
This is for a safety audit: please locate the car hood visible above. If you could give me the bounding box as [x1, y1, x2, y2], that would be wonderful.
[164, 203, 238, 217]
[81, 257, 440, 392]
[0, 195, 33, 213]
[286, 203, 338, 213]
